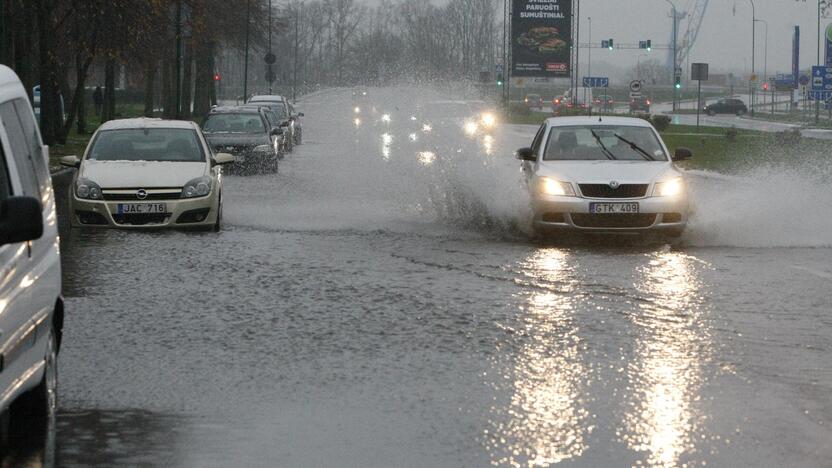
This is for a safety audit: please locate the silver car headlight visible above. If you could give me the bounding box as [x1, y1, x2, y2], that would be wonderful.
[537, 177, 576, 197]
[182, 176, 212, 198]
[653, 178, 684, 197]
[75, 178, 103, 200]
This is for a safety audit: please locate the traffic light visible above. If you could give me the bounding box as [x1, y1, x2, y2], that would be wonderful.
[608, 39, 614, 50]
[214, 73, 221, 82]
[497, 75, 504, 87]
[674, 75, 682, 89]
[762, 82, 769, 91]
[646, 40, 652, 51]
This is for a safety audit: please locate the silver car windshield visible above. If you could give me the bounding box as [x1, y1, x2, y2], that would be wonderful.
[543, 125, 668, 162]
[88, 128, 206, 162]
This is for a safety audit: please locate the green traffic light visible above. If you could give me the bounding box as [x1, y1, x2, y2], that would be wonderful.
[675, 83, 681, 89]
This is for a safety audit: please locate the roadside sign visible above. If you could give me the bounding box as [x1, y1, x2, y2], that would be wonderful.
[583, 76, 609, 88]
[629, 92, 642, 99]
[808, 90, 832, 101]
[811, 66, 832, 91]
[799, 74, 811, 86]
[691, 63, 709, 81]
[264, 53, 276, 65]
[629, 80, 642, 92]
[496, 63, 504, 73]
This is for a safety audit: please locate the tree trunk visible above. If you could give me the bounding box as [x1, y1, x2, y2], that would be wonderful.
[36, 0, 56, 145]
[192, 41, 215, 119]
[144, 61, 156, 117]
[102, 59, 116, 122]
[181, 46, 193, 117]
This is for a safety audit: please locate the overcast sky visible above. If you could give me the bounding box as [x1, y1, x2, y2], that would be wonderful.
[577, 0, 828, 75]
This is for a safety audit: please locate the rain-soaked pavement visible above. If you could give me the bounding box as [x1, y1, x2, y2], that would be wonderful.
[5, 87, 831, 467]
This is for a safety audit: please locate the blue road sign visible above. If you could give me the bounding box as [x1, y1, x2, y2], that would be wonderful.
[582, 76, 609, 88]
[496, 63, 504, 73]
[799, 74, 810, 86]
[811, 66, 832, 91]
[808, 90, 832, 101]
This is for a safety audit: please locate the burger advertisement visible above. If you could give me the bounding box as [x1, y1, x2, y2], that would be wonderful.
[511, 0, 572, 77]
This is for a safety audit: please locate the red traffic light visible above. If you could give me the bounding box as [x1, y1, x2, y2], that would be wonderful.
[762, 82, 769, 91]
[214, 73, 221, 82]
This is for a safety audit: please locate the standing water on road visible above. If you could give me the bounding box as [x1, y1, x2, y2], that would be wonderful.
[9, 87, 830, 468]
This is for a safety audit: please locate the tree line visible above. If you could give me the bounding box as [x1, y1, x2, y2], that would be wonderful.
[0, 0, 273, 145]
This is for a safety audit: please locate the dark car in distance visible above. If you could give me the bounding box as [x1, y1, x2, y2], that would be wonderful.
[202, 106, 283, 174]
[704, 98, 748, 116]
[629, 96, 651, 113]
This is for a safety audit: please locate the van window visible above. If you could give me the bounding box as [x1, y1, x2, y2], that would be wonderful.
[0, 102, 40, 197]
[12, 99, 47, 187]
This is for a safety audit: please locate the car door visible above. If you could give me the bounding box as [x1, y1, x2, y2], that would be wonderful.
[0, 112, 36, 398]
[522, 123, 547, 184]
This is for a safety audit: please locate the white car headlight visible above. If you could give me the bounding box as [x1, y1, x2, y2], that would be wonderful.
[253, 144, 273, 153]
[75, 178, 103, 200]
[182, 176, 212, 198]
[537, 177, 576, 197]
[481, 113, 496, 127]
[654, 178, 684, 197]
[464, 121, 479, 136]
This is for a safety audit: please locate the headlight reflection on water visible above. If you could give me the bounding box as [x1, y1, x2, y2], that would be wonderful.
[622, 252, 712, 468]
[417, 151, 435, 166]
[487, 249, 590, 467]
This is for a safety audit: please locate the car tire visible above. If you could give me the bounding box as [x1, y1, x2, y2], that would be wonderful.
[212, 194, 223, 232]
[10, 326, 58, 426]
[736, 109, 746, 116]
[707, 109, 715, 116]
[295, 129, 302, 145]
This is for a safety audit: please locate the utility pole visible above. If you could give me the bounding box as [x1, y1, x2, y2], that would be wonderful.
[587, 17, 592, 78]
[293, 1, 301, 101]
[243, 0, 251, 103]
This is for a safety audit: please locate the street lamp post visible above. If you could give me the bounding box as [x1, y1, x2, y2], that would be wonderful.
[749, 0, 756, 116]
[755, 19, 768, 111]
[664, 0, 678, 111]
[243, 0, 251, 103]
[587, 17, 592, 78]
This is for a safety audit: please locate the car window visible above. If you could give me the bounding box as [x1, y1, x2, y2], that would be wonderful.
[0, 101, 40, 196]
[12, 99, 47, 189]
[87, 128, 206, 162]
[203, 113, 266, 133]
[543, 125, 668, 161]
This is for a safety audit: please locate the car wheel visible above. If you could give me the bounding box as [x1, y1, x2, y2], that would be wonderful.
[295, 129, 302, 145]
[736, 109, 746, 116]
[10, 326, 58, 426]
[707, 109, 715, 116]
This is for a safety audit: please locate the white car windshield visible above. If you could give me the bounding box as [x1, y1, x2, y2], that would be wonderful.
[88, 128, 206, 162]
[543, 125, 668, 162]
[203, 113, 266, 134]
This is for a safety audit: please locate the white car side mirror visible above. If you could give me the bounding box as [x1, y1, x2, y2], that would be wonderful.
[59, 155, 81, 168]
[212, 153, 235, 166]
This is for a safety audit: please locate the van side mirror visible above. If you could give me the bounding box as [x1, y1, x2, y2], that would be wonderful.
[0, 197, 43, 246]
[673, 147, 693, 161]
[59, 155, 81, 168]
[515, 147, 536, 161]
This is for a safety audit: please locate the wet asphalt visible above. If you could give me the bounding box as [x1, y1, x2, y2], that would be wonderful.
[3, 87, 831, 468]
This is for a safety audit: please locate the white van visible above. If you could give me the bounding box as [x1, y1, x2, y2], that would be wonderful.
[0, 66, 63, 427]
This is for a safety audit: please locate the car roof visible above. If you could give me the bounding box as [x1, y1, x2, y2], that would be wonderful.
[0, 65, 29, 102]
[545, 116, 654, 128]
[98, 118, 199, 131]
[249, 95, 285, 102]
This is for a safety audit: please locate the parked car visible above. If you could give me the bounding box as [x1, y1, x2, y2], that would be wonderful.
[704, 98, 748, 116]
[629, 96, 651, 113]
[61, 118, 233, 230]
[0, 65, 63, 427]
[247, 95, 301, 150]
[240, 104, 291, 154]
[202, 106, 283, 174]
[515, 116, 691, 239]
[287, 102, 304, 145]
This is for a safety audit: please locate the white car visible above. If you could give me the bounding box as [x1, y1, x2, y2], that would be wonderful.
[61, 119, 234, 230]
[517, 116, 691, 238]
[0, 65, 63, 425]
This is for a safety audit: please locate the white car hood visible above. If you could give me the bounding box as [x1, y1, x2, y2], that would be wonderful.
[80, 161, 207, 188]
[536, 160, 677, 183]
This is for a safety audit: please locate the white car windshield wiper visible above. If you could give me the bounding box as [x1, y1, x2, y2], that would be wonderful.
[589, 129, 617, 160]
[613, 133, 655, 161]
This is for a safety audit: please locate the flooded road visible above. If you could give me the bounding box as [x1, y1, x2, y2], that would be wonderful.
[7, 87, 831, 467]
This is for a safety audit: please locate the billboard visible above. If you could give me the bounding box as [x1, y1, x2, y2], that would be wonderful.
[511, 0, 572, 77]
